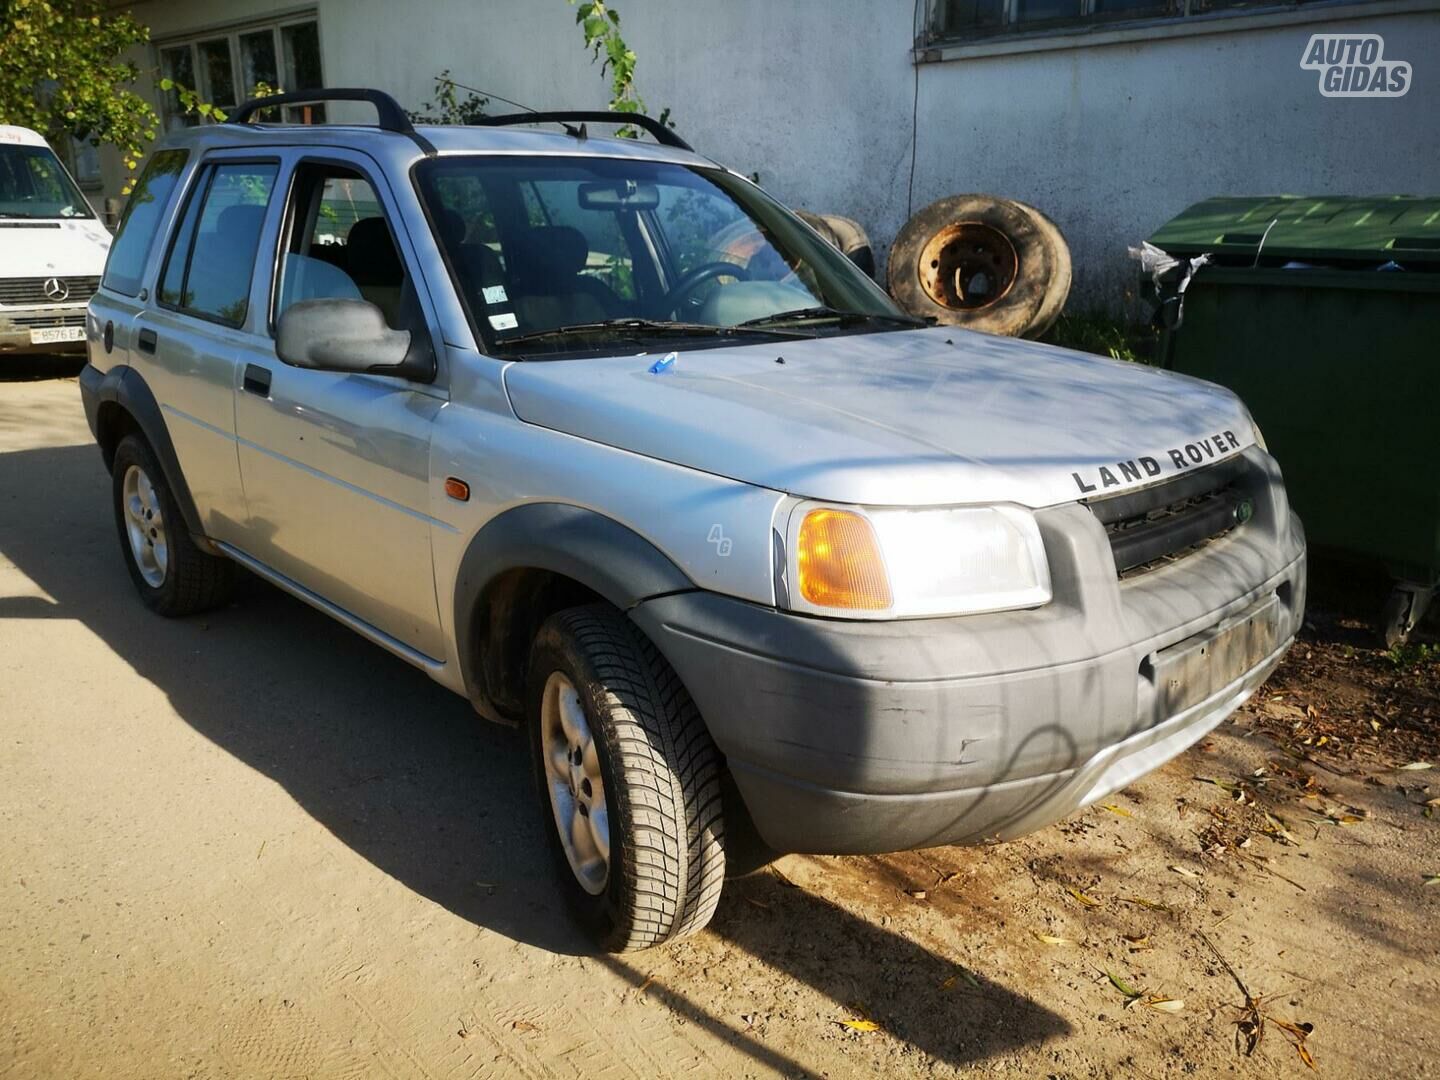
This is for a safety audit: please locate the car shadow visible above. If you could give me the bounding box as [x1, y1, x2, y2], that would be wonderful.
[0, 441, 1071, 1069]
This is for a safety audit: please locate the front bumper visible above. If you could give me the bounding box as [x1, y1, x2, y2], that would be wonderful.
[0, 302, 89, 354]
[631, 449, 1307, 855]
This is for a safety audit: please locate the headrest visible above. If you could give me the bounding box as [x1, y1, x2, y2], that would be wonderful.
[347, 216, 403, 284]
[435, 208, 467, 245]
[215, 203, 265, 243]
[510, 225, 589, 287]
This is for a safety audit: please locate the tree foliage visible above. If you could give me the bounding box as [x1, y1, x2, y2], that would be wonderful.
[406, 71, 488, 125]
[568, 0, 671, 136]
[0, 0, 157, 178]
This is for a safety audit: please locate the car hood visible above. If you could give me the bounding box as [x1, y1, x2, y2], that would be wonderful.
[0, 219, 111, 278]
[502, 326, 1257, 508]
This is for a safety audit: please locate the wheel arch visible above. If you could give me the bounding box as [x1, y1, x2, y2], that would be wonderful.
[452, 503, 696, 722]
[81, 364, 206, 541]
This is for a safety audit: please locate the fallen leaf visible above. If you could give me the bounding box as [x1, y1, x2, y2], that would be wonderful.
[1122, 934, 1150, 945]
[1032, 931, 1077, 946]
[1144, 997, 1185, 1013]
[1399, 762, 1433, 771]
[940, 967, 982, 991]
[1105, 969, 1143, 999]
[1100, 803, 1132, 818]
[511, 1019, 539, 1034]
[1067, 886, 1102, 907]
[1169, 865, 1202, 880]
[907, 889, 928, 900]
[839, 1018, 880, 1032]
[1423, 874, 1440, 886]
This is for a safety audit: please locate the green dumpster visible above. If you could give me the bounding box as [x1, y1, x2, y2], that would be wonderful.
[1144, 195, 1440, 644]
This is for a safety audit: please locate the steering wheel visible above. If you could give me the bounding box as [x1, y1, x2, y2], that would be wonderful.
[668, 260, 752, 317]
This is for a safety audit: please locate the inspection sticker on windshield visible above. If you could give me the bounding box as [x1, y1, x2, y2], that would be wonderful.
[489, 312, 518, 330]
[482, 285, 508, 305]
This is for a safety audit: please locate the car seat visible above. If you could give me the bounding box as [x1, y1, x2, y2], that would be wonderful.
[346, 216, 405, 326]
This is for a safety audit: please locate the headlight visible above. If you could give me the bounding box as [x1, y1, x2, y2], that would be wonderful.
[785, 502, 1051, 619]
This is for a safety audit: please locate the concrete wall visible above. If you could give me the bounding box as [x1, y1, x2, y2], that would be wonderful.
[110, 0, 1440, 308]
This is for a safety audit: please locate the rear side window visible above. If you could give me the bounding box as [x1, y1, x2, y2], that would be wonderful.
[159, 161, 278, 326]
[101, 150, 189, 297]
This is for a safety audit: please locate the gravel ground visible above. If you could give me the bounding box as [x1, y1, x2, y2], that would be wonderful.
[2, 368, 1436, 1078]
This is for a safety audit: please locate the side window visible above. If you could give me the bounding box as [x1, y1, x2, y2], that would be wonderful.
[274, 163, 410, 331]
[159, 161, 278, 326]
[655, 184, 755, 276]
[101, 150, 189, 297]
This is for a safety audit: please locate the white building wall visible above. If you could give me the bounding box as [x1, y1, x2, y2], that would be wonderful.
[117, 0, 1440, 308]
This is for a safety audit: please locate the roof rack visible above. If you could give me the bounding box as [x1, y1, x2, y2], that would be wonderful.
[226, 88, 436, 155]
[475, 111, 694, 153]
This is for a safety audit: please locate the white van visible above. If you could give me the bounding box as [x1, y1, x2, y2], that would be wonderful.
[0, 125, 111, 355]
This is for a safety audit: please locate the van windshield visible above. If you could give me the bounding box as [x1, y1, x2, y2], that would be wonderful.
[415, 155, 917, 356]
[0, 144, 94, 219]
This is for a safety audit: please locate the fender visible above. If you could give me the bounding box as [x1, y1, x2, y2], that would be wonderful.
[452, 503, 695, 715]
[78, 363, 206, 541]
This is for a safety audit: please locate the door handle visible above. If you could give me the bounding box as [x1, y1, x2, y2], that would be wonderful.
[137, 328, 157, 354]
[243, 364, 272, 397]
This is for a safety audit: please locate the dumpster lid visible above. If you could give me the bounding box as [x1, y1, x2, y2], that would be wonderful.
[1148, 195, 1440, 268]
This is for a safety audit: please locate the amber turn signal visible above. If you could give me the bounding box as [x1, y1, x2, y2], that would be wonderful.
[796, 508, 892, 610]
[444, 476, 470, 502]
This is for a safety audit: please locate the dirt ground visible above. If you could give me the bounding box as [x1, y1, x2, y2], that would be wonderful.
[2, 366, 1437, 1079]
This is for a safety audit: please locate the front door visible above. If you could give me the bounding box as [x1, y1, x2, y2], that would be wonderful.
[233, 152, 446, 659]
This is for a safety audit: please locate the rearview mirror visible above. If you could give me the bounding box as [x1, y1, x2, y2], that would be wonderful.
[276, 298, 416, 376]
[578, 180, 660, 212]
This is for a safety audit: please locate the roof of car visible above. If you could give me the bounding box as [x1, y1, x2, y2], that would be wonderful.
[153, 120, 716, 170]
[0, 125, 50, 148]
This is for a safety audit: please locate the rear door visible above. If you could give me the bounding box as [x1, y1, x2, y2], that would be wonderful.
[92, 148, 191, 377]
[132, 153, 283, 543]
[232, 150, 446, 659]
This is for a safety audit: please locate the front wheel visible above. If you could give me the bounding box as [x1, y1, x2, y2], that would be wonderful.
[527, 604, 726, 951]
[111, 434, 234, 616]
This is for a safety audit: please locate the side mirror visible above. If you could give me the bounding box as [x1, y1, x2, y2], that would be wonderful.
[276, 298, 422, 377]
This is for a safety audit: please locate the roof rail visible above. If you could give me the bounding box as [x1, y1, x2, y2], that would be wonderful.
[225, 88, 435, 155]
[475, 111, 693, 153]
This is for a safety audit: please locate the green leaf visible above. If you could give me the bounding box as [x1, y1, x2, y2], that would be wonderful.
[1105, 969, 1142, 999]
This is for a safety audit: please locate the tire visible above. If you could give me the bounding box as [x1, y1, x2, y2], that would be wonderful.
[527, 604, 725, 951]
[887, 194, 1072, 338]
[816, 213, 877, 279]
[111, 434, 235, 617]
[796, 210, 876, 278]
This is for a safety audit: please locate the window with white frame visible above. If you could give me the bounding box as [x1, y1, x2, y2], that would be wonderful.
[927, 0, 1384, 44]
[157, 16, 324, 130]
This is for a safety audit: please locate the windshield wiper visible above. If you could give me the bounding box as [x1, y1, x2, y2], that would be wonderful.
[499, 317, 816, 348]
[736, 306, 927, 330]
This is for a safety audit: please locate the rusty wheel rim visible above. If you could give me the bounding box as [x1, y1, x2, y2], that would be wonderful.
[917, 221, 1019, 311]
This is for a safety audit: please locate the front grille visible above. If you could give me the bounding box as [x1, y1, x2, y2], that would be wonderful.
[5, 313, 86, 329]
[0, 276, 100, 306]
[1086, 457, 1254, 578]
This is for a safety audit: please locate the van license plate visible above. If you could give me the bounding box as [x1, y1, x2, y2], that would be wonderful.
[1151, 594, 1282, 717]
[29, 326, 85, 345]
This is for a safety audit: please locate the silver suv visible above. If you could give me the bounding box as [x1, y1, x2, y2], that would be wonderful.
[81, 90, 1306, 951]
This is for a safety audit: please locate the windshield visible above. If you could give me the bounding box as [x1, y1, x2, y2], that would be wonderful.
[415, 154, 911, 356]
[0, 144, 94, 219]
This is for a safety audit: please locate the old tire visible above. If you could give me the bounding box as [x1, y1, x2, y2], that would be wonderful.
[111, 434, 235, 617]
[527, 604, 725, 951]
[887, 194, 1072, 338]
[797, 210, 876, 278]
